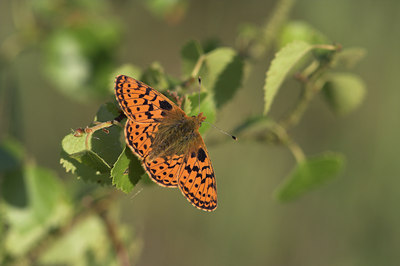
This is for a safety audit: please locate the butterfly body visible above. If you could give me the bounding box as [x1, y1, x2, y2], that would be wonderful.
[147, 112, 205, 161]
[115, 75, 217, 211]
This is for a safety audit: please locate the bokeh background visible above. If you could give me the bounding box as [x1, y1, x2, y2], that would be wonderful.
[1, 0, 400, 265]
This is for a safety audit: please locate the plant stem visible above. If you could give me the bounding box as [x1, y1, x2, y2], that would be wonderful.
[269, 122, 306, 163]
[98, 210, 131, 266]
[191, 54, 206, 78]
[279, 60, 331, 130]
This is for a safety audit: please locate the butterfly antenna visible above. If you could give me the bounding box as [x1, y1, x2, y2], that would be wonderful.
[204, 121, 237, 140]
[197, 77, 237, 141]
[197, 76, 202, 115]
[130, 187, 143, 200]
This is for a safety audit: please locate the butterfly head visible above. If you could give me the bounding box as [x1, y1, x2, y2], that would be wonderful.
[192, 112, 206, 127]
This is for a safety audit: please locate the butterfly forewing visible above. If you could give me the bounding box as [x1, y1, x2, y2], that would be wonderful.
[114, 75, 217, 211]
[115, 75, 182, 122]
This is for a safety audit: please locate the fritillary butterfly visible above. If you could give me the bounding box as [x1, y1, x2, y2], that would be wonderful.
[114, 75, 217, 211]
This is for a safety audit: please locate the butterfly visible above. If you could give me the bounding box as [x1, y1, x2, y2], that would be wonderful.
[114, 75, 217, 211]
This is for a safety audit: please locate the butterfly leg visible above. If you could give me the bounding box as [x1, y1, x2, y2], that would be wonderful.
[167, 90, 184, 108]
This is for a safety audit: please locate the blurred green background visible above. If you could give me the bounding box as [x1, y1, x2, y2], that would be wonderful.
[1, 0, 400, 265]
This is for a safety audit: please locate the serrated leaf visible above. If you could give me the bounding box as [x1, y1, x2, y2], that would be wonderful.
[263, 41, 314, 115]
[187, 92, 216, 135]
[274, 152, 345, 202]
[181, 40, 203, 77]
[60, 150, 111, 185]
[111, 147, 144, 193]
[203, 47, 243, 108]
[69, 150, 110, 173]
[60, 103, 123, 184]
[322, 73, 366, 115]
[92, 103, 124, 166]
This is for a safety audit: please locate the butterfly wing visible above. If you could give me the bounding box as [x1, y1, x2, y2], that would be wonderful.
[143, 155, 185, 187]
[115, 75, 183, 123]
[125, 119, 184, 187]
[116, 75, 217, 211]
[177, 138, 217, 211]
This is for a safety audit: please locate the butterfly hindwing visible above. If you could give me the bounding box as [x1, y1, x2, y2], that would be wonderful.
[178, 140, 217, 211]
[125, 119, 158, 158]
[125, 119, 184, 187]
[144, 155, 184, 187]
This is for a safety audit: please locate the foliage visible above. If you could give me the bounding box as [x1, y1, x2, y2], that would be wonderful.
[0, 0, 366, 264]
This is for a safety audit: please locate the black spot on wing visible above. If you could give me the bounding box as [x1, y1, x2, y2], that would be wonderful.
[197, 148, 207, 162]
[159, 100, 173, 110]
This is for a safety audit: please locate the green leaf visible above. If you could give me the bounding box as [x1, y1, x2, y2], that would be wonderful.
[92, 103, 124, 166]
[203, 48, 244, 108]
[144, 0, 189, 22]
[111, 147, 144, 193]
[60, 151, 111, 185]
[43, 21, 120, 102]
[0, 138, 24, 172]
[274, 152, 345, 202]
[187, 92, 216, 135]
[3, 164, 71, 256]
[263, 41, 313, 115]
[202, 38, 221, 53]
[181, 40, 203, 77]
[140, 62, 169, 90]
[322, 73, 366, 115]
[38, 216, 115, 265]
[60, 103, 123, 184]
[278, 21, 330, 48]
[69, 150, 111, 173]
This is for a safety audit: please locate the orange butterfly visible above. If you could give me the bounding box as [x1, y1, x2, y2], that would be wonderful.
[114, 75, 217, 211]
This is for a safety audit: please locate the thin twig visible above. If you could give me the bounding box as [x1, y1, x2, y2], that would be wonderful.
[98, 210, 131, 266]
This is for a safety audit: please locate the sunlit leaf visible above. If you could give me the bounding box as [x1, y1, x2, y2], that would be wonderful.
[203, 48, 243, 108]
[263, 41, 313, 115]
[43, 21, 121, 102]
[274, 152, 345, 201]
[60, 103, 123, 184]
